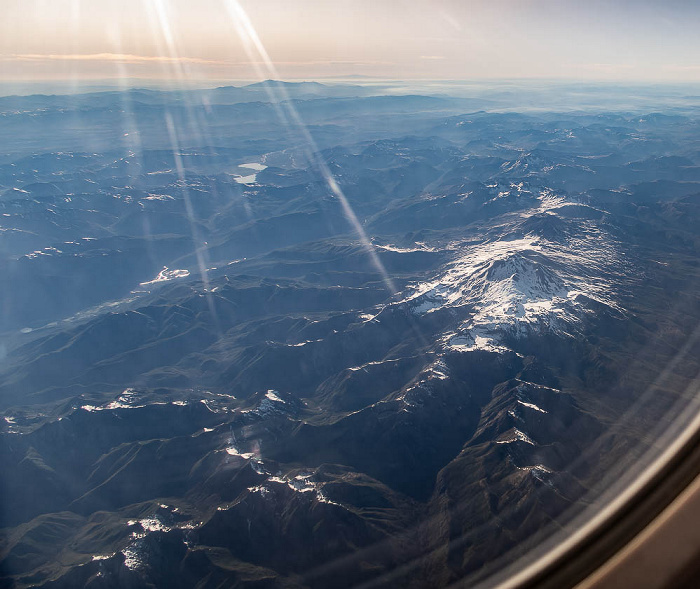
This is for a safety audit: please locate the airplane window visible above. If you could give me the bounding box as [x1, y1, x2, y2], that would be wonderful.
[1, 2, 700, 588]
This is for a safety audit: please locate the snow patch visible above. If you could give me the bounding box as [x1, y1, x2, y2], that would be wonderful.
[517, 399, 548, 413]
[265, 390, 284, 403]
[497, 428, 536, 445]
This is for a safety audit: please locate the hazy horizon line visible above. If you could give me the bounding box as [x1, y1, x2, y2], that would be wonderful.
[3, 76, 700, 97]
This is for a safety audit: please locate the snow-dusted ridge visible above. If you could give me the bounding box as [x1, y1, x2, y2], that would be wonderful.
[140, 266, 190, 286]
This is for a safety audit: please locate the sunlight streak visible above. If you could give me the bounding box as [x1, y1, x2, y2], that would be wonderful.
[164, 112, 221, 330]
[223, 0, 397, 294]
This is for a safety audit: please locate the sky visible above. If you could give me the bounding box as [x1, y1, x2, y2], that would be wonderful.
[2, 0, 700, 84]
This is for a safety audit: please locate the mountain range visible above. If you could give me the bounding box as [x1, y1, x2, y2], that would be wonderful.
[1, 81, 700, 588]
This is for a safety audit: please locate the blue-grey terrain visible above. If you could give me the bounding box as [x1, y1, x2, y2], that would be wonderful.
[1, 81, 699, 588]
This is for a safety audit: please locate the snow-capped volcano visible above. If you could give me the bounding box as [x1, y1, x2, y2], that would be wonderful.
[402, 208, 628, 353]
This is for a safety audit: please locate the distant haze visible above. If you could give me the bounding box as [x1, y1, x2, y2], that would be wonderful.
[2, 0, 700, 83]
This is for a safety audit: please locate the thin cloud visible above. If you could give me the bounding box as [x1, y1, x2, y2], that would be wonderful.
[579, 63, 636, 71]
[663, 64, 700, 72]
[2, 54, 389, 68]
[5, 53, 223, 65]
[273, 59, 392, 67]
